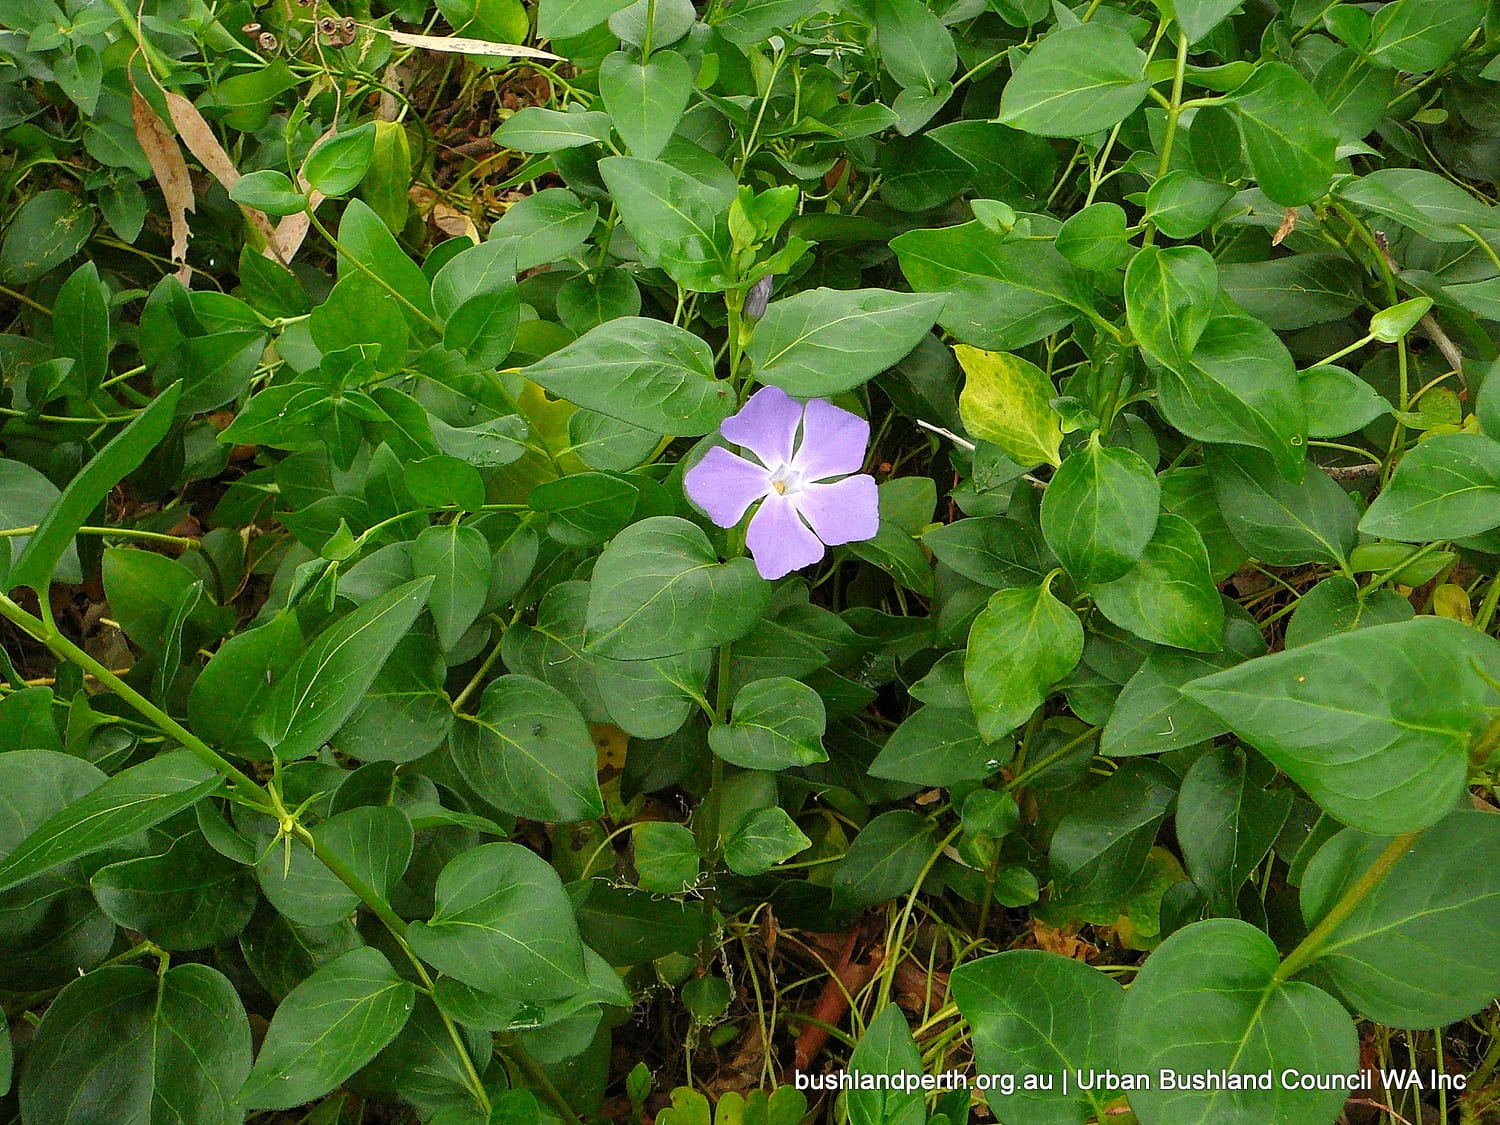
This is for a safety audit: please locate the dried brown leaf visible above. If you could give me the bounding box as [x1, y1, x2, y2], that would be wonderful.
[370, 26, 560, 60]
[131, 90, 193, 282]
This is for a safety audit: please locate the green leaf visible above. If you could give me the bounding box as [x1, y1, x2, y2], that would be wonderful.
[0, 1018, 9, 1098]
[998, 23, 1149, 138]
[1206, 445, 1357, 566]
[445, 285, 520, 371]
[0, 189, 94, 284]
[1360, 432, 1500, 542]
[1226, 63, 1338, 206]
[1284, 574, 1413, 648]
[709, 676, 828, 769]
[952, 951, 1124, 1125]
[965, 580, 1084, 742]
[868, 704, 994, 786]
[52, 261, 108, 392]
[955, 345, 1063, 468]
[1050, 758, 1177, 907]
[713, 0, 818, 41]
[1301, 810, 1500, 1028]
[873, 0, 955, 91]
[831, 810, 935, 912]
[1042, 437, 1160, 587]
[452, 674, 604, 822]
[1156, 314, 1307, 481]
[237, 947, 415, 1111]
[1091, 513, 1225, 652]
[229, 169, 308, 216]
[1366, 0, 1486, 73]
[1055, 202, 1130, 271]
[19, 964, 250, 1125]
[1177, 745, 1291, 915]
[1338, 168, 1499, 243]
[746, 288, 944, 397]
[91, 831, 258, 950]
[406, 842, 588, 998]
[923, 515, 1047, 589]
[1218, 252, 1364, 332]
[633, 821, 700, 892]
[0, 750, 220, 894]
[302, 124, 377, 196]
[102, 546, 201, 653]
[1184, 617, 1500, 833]
[1299, 364, 1392, 438]
[585, 517, 772, 660]
[598, 157, 733, 292]
[0, 459, 79, 584]
[188, 613, 304, 759]
[1101, 615, 1267, 757]
[539, 0, 634, 38]
[1125, 245, 1216, 370]
[257, 578, 433, 759]
[722, 807, 810, 876]
[847, 1005, 924, 1125]
[1369, 296, 1433, 343]
[411, 523, 490, 650]
[333, 629, 455, 761]
[9, 381, 182, 592]
[600, 50, 692, 161]
[488, 188, 600, 271]
[523, 317, 733, 434]
[894, 223, 1087, 350]
[1144, 171, 1235, 239]
[336, 200, 434, 332]
[1172, 0, 1244, 43]
[1116, 919, 1356, 1125]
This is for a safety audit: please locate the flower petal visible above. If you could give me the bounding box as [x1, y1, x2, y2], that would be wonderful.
[746, 491, 825, 580]
[793, 475, 880, 545]
[684, 446, 772, 528]
[790, 397, 869, 481]
[722, 385, 803, 470]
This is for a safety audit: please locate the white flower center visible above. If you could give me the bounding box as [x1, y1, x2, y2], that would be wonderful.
[768, 464, 803, 497]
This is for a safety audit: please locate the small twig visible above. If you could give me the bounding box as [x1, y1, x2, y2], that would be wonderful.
[1322, 462, 1382, 480]
[916, 420, 1048, 489]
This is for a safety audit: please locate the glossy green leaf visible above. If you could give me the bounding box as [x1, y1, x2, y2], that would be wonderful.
[633, 821, 700, 893]
[1177, 745, 1291, 915]
[831, 810, 934, 912]
[952, 950, 1124, 1125]
[1054, 202, 1129, 271]
[0, 189, 94, 283]
[1283, 575, 1414, 649]
[1172, 0, 1244, 43]
[1156, 314, 1307, 481]
[868, 704, 994, 786]
[722, 807, 810, 876]
[1367, 0, 1486, 73]
[894, 223, 1087, 350]
[1360, 432, 1500, 541]
[1049, 758, 1177, 907]
[0, 459, 79, 584]
[19, 964, 250, 1125]
[598, 157, 733, 292]
[452, 674, 604, 822]
[91, 831, 258, 950]
[1184, 617, 1500, 833]
[600, 50, 692, 161]
[709, 676, 828, 769]
[1301, 810, 1500, 1028]
[406, 842, 588, 998]
[257, 577, 433, 760]
[965, 580, 1084, 742]
[747, 288, 944, 397]
[9, 381, 181, 592]
[1226, 63, 1338, 206]
[1041, 437, 1160, 587]
[1299, 364, 1392, 438]
[999, 23, 1149, 138]
[1091, 513, 1225, 652]
[585, 517, 771, 660]
[0, 750, 220, 894]
[1206, 445, 1357, 566]
[1125, 245, 1216, 370]
[237, 947, 415, 1110]
[524, 317, 733, 434]
[302, 124, 377, 196]
[411, 523, 490, 650]
[847, 1004, 924, 1125]
[1117, 919, 1356, 1125]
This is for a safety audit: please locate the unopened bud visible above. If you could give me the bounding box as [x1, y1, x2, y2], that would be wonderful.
[743, 275, 773, 321]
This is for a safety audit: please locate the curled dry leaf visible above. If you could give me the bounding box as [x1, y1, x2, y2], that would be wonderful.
[130, 90, 193, 282]
[369, 25, 561, 60]
[165, 93, 284, 261]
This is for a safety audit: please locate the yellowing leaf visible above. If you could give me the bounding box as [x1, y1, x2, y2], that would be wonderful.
[955, 345, 1063, 468]
[592, 722, 629, 769]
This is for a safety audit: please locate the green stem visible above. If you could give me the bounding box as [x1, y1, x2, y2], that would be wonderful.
[875, 823, 963, 1011]
[0, 524, 204, 550]
[506, 1040, 587, 1125]
[1276, 830, 1422, 981]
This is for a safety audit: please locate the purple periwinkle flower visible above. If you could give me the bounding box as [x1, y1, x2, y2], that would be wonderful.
[685, 385, 880, 581]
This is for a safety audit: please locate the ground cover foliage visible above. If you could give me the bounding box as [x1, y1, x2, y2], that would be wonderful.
[2, 0, 1500, 1121]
